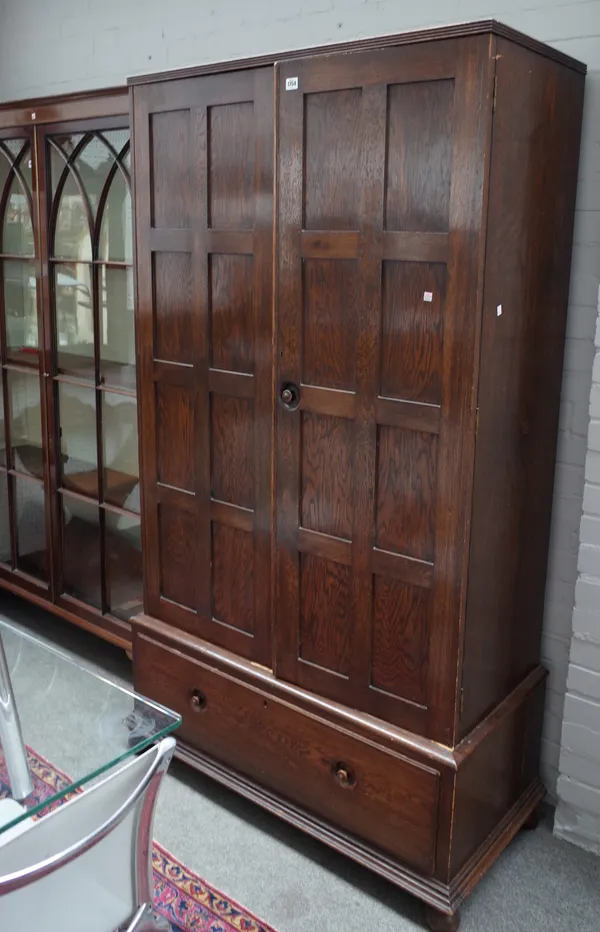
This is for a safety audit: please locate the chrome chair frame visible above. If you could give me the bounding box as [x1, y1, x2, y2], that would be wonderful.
[0, 736, 176, 932]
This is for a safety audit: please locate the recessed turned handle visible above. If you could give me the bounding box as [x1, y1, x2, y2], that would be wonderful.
[189, 688, 207, 712]
[279, 382, 300, 410]
[334, 762, 356, 788]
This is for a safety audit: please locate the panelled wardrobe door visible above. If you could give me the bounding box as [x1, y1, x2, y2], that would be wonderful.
[134, 69, 274, 665]
[275, 38, 493, 743]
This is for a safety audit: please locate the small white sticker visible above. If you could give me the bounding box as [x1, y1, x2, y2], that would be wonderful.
[423, 291, 433, 303]
[31, 112, 36, 120]
[497, 304, 503, 316]
[286, 77, 299, 91]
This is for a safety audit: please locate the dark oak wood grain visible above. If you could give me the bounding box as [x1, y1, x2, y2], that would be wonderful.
[153, 252, 194, 363]
[276, 39, 491, 740]
[459, 40, 586, 738]
[135, 630, 441, 874]
[134, 67, 274, 665]
[128, 24, 585, 931]
[381, 262, 445, 405]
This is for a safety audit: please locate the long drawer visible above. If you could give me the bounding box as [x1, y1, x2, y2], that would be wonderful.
[135, 633, 441, 874]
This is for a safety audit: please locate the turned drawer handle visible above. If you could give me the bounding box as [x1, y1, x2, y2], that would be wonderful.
[334, 762, 356, 788]
[189, 688, 207, 712]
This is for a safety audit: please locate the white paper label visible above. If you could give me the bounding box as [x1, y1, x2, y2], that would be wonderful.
[423, 291, 433, 303]
[286, 77, 299, 91]
[497, 304, 503, 316]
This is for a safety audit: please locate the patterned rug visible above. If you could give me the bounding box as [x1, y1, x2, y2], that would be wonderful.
[0, 747, 277, 932]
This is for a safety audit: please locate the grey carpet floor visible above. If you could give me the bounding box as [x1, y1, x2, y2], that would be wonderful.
[2, 592, 599, 932]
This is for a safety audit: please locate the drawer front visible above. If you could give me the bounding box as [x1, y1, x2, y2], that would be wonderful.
[135, 634, 441, 874]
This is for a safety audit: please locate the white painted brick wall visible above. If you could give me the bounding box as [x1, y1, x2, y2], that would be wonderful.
[555, 287, 600, 853]
[1, 0, 599, 811]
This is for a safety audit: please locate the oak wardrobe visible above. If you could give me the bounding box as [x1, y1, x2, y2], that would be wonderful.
[1, 19, 586, 932]
[130, 20, 585, 931]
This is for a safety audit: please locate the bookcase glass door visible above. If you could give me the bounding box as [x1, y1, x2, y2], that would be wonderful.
[0, 130, 48, 584]
[45, 124, 142, 621]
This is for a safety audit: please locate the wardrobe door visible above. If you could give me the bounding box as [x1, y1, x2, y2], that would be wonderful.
[275, 38, 492, 742]
[133, 69, 274, 665]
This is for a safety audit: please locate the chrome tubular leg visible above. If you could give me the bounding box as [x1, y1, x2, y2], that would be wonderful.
[0, 634, 33, 800]
[127, 904, 172, 931]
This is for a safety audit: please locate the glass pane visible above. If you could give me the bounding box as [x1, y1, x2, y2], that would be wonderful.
[0, 617, 180, 838]
[4, 140, 24, 161]
[58, 382, 98, 497]
[2, 174, 34, 256]
[102, 392, 138, 510]
[105, 510, 142, 620]
[14, 474, 47, 581]
[100, 266, 135, 389]
[8, 369, 43, 480]
[0, 470, 10, 564]
[49, 135, 84, 198]
[102, 129, 130, 156]
[4, 260, 38, 361]
[54, 262, 94, 378]
[74, 136, 115, 220]
[62, 493, 101, 608]
[53, 166, 92, 260]
[99, 168, 132, 263]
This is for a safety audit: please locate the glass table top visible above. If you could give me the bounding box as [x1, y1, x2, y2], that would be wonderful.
[0, 617, 181, 837]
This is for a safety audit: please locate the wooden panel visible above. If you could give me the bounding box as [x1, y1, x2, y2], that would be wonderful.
[150, 110, 190, 228]
[276, 40, 492, 738]
[299, 554, 352, 675]
[211, 394, 255, 509]
[385, 80, 454, 233]
[382, 231, 448, 263]
[208, 101, 254, 229]
[380, 261, 446, 405]
[303, 260, 359, 391]
[452, 673, 546, 876]
[371, 578, 430, 706]
[135, 633, 441, 875]
[304, 89, 362, 230]
[301, 231, 360, 259]
[156, 483, 196, 512]
[158, 507, 197, 609]
[300, 385, 356, 420]
[301, 413, 352, 539]
[210, 499, 254, 533]
[460, 43, 586, 737]
[150, 229, 192, 252]
[371, 549, 434, 589]
[156, 384, 195, 492]
[210, 254, 254, 373]
[207, 230, 254, 254]
[376, 427, 438, 563]
[135, 67, 274, 664]
[154, 253, 194, 364]
[153, 361, 194, 389]
[375, 397, 441, 434]
[212, 523, 254, 633]
[208, 369, 253, 399]
[298, 527, 352, 566]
